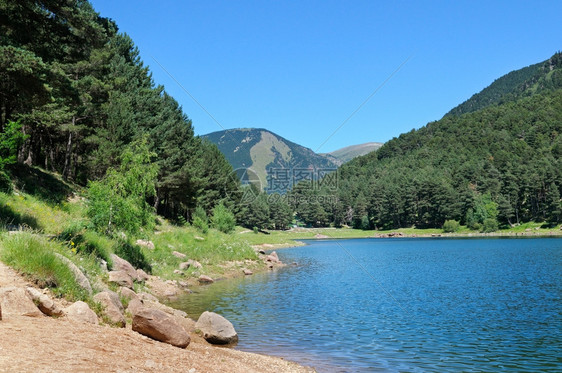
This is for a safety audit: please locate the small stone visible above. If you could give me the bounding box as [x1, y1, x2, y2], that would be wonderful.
[179, 262, 190, 270]
[93, 291, 125, 327]
[26, 287, 63, 317]
[187, 259, 202, 269]
[108, 270, 133, 289]
[136, 268, 150, 282]
[172, 251, 186, 259]
[242, 268, 253, 275]
[198, 275, 214, 284]
[118, 287, 139, 302]
[194, 236, 205, 241]
[173, 270, 184, 275]
[136, 239, 155, 250]
[64, 301, 99, 325]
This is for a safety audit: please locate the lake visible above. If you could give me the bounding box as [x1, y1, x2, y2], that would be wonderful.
[170, 237, 562, 372]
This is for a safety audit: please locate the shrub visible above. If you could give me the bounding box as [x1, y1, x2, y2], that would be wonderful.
[192, 206, 209, 233]
[442, 220, 460, 233]
[114, 239, 151, 273]
[58, 221, 112, 267]
[211, 202, 236, 234]
[481, 218, 498, 233]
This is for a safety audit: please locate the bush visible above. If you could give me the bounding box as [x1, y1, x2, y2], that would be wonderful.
[192, 206, 209, 233]
[442, 220, 460, 233]
[481, 218, 498, 233]
[211, 202, 236, 234]
[0, 232, 87, 301]
[114, 239, 152, 273]
[58, 221, 112, 267]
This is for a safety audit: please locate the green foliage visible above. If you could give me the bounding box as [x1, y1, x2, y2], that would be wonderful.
[114, 239, 151, 273]
[0, 121, 27, 191]
[58, 221, 113, 267]
[87, 138, 158, 236]
[192, 206, 209, 233]
[211, 202, 236, 234]
[482, 218, 499, 233]
[442, 220, 460, 233]
[0, 233, 87, 301]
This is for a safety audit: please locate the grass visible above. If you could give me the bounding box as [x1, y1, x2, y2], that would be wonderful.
[0, 232, 89, 301]
[148, 223, 259, 279]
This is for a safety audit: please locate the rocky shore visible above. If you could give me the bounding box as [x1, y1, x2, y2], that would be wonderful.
[0, 256, 312, 373]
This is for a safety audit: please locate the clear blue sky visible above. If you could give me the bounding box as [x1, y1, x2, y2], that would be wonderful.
[89, 0, 561, 153]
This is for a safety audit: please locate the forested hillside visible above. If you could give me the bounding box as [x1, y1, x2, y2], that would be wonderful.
[447, 52, 562, 116]
[290, 53, 562, 230]
[0, 0, 238, 219]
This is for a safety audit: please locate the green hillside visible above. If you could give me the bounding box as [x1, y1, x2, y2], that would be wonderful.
[203, 128, 338, 192]
[446, 52, 562, 116]
[290, 52, 562, 229]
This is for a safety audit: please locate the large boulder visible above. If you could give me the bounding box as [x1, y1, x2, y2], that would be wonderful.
[132, 307, 190, 348]
[110, 254, 139, 281]
[64, 301, 99, 325]
[54, 253, 93, 295]
[0, 286, 42, 317]
[195, 311, 238, 345]
[93, 291, 125, 327]
[265, 251, 280, 263]
[25, 287, 63, 317]
[108, 270, 133, 289]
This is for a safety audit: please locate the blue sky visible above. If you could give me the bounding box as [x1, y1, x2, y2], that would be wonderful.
[90, 0, 561, 153]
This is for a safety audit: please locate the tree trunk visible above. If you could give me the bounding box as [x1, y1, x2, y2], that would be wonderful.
[62, 118, 74, 181]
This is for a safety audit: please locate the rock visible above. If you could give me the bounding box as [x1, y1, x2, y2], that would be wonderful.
[26, 287, 63, 317]
[242, 268, 253, 275]
[187, 259, 202, 269]
[132, 307, 190, 348]
[110, 254, 139, 281]
[173, 270, 184, 275]
[136, 269, 150, 282]
[195, 311, 238, 345]
[314, 234, 329, 239]
[126, 298, 144, 315]
[178, 281, 190, 288]
[137, 292, 159, 303]
[194, 236, 205, 241]
[54, 253, 93, 295]
[94, 291, 125, 327]
[179, 262, 190, 270]
[64, 301, 98, 325]
[136, 239, 155, 250]
[108, 270, 133, 289]
[0, 287, 42, 317]
[265, 251, 280, 263]
[258, 249, 266, 255]
[172, 251, 186, 259]
[198, 275, 214, 284]
[118, 287, 139, 302]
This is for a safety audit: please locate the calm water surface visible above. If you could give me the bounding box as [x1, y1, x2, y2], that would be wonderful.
[170, 238, 562, 372]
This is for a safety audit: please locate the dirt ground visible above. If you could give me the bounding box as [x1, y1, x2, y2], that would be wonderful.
[0, 261, 314, 373]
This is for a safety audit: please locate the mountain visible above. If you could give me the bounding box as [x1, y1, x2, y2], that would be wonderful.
[446, 52, 562, 116]
[292, 52, 562, 229]
[202, 128, 338, 192]
[324, 142, 383, 164]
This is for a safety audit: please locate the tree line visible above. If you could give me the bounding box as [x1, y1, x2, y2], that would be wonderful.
[1, 0, 239, 223]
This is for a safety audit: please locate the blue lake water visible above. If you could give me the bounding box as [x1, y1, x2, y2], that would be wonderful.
[170, 238, 562, 372]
